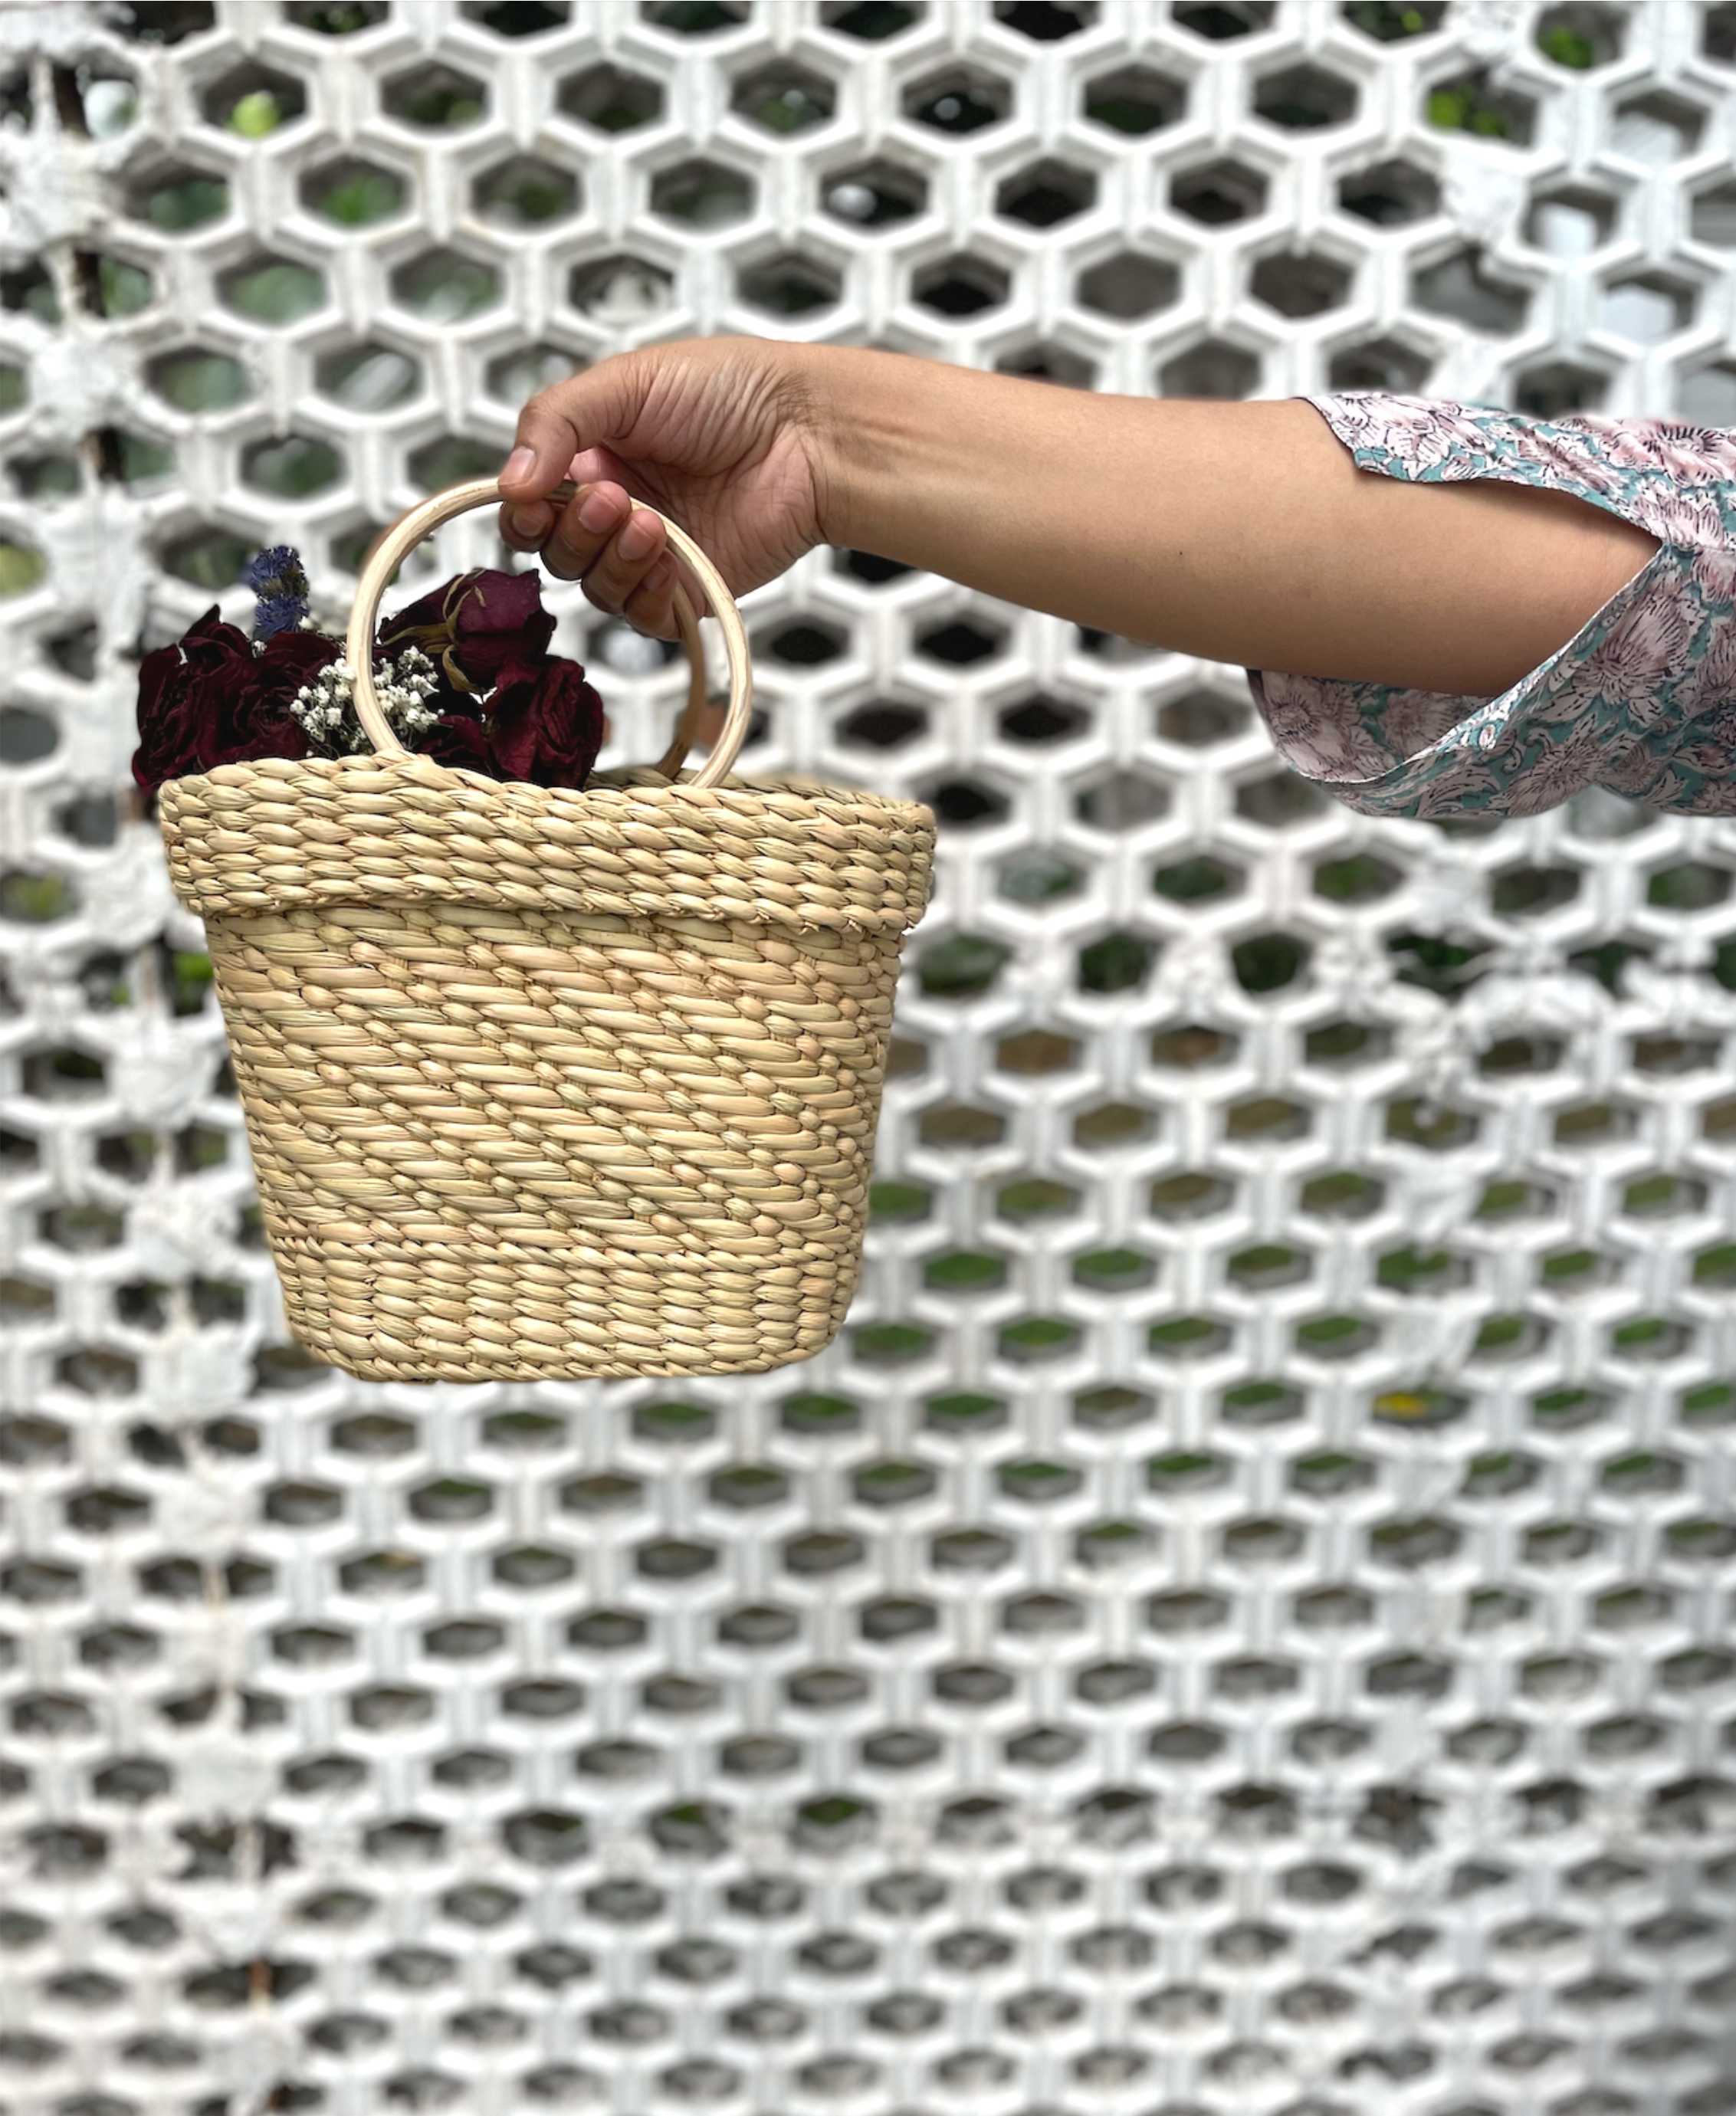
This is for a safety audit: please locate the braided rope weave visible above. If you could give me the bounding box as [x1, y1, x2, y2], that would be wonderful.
[154, 479, 934, 1382]
[160, 754, 934, 1381]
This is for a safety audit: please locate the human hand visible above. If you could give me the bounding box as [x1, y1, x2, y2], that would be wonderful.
[496, 333, 834, 643]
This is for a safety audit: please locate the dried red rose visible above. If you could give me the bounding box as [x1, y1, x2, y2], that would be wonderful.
[487, 657, 606, 790]
[418, 699, 495, 776]
[377, 566, 556, 694]
[137, 553, 609, 802]
[131, 609, 323, 800]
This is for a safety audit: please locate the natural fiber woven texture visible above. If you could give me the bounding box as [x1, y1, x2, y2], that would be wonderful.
[159, 752, 935, 1383]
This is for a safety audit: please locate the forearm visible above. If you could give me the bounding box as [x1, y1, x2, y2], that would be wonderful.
[803, 346, 1659, 699]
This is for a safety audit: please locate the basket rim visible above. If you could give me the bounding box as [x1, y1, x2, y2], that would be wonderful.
[156, 746, 934, 826]
[157, 749, 937, 934]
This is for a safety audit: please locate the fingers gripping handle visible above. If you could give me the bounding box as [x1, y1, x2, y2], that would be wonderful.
[346, 477, 755, 789]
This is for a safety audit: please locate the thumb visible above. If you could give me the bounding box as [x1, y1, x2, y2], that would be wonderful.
[498, 355, 645, 497]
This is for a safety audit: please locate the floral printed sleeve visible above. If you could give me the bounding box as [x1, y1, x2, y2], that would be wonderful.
[1244, 392, 1736, 820]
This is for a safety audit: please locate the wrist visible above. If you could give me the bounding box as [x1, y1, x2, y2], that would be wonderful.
[785, 343, 921, 554]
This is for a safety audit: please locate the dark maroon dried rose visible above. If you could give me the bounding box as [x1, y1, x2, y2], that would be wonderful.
[131, 607, 319, 799]
[377, 566, 556, 694]
[487, 656, 605, 790]
[418, 700, 495, 776]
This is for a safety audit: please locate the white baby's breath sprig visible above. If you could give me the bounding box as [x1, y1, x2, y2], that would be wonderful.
[290, 645, 445, 756]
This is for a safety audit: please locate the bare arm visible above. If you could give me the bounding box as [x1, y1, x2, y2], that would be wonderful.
[804, 346, 1659, 699]
[495, 337, 1659, 701]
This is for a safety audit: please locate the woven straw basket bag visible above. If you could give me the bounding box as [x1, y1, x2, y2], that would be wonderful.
[157, 480, 936, 1383]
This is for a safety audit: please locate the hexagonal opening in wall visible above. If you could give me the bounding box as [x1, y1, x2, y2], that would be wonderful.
[914, 935, 1012, 999]
[473, 156, 580, 228]
[1675, 361, 1736, 425]
[126, 160, 230, 233]
[838, 700, 927, 750]
[201, 61, 309, 136]
[1074, 769, 1169, 831]
[1313, 852, 1401, 905]
[1527, 182, 1620, 257]
[147, 346, 251, 412]
[1250, 250, 1352, 319]
[569, 254, 674, 325]
[990, 694, 1079, 751]
[1157, 690, 1249, 747]
[996, 1028, 1081, 1077]
[903, 64, 1012, 133]
[822, 158, 927, 230]
[482, 344, 581, 405]
[1154, 855, 1244, 907]
[1232, 931, 1311, 996]
[921, 616, 1006, 668]
[736, 251, 841, 317]
[1343, 1, 1446, 39]
[994, 342, 1098, 388]
[1337, 158, 1440, 228]
[241, 432, 343, 500]
[282, 1, 387, 27]
[1306, 1019, 1391, 1068]
[1073, 1099, 1157, 1151]
[1610, 90, 1705, 164]
[1327, 337, 1432, 394]
[1081, 63, 1186, 135]
[159, 524, 248, 590]
[998, 849, 1086, 907]
[90, 252, 155, 320]
[912, 254, 1010, 318]
[1426, 69, 1537, 145]
[381, 61, 487, 130]
[67, 58, 139, 138]
[459, 0, 570, 32]
[1150, 1021, 1241, 1072]
[1410, 248, 1531, 334]
[1236, 769, 1328, 828]
[1513, 361, 1606, 416]
[1255, 63, 1357, 130]
[406, 435, 500, 488]
[1646, 861, 1731, 913]
[300, 156, 409, 228]
[995, 159, 1098, 230]
[1598, 271, 1694, 344]
[1689, 178, 1736, 248]
[218, 254, 327, 324]
[1160, 341, 1260, 399]
[919, 775, 1011, 828]
[920, 1101, 1006, 1153]
[1077, 251, 1180, 320]
[1536, 3, 1628, 67]
[317, 341, 423, 412]
[1174, 2, 1275, 38]
[390, 248, 501, 321]
[1171, 158, 1268, 227]
[651, 159, 755, 229]
[733, 59, 836, 134]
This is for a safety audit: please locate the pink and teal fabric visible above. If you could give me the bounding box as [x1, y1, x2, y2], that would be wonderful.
[1246, 392, 1736, 819]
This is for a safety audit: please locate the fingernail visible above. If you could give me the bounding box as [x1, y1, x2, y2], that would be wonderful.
[579, 489, 617, 532]
[501, 445, 535, 484]
[619, 513, 656, 558]
[507, 504, 543, 537]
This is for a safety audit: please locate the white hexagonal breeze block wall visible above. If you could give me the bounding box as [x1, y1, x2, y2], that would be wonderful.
[2, 2, 1736, 2112]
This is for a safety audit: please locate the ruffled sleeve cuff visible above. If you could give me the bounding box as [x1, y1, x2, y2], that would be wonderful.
[1245, 392, 1736, 821]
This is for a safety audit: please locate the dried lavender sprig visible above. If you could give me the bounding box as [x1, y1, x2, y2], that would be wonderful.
[244, 545, 311, 641]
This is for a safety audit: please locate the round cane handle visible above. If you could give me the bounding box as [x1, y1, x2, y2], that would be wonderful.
[346, 478, 753, 788]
